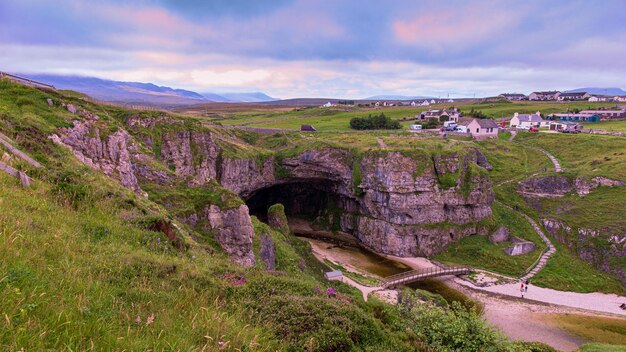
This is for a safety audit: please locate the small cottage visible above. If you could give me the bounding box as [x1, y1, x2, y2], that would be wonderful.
[509, 112, 547, 128]
[549, 121, 582, 132]
[467, 118, 499, 139]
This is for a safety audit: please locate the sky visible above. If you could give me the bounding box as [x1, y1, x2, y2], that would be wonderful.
[1, 0, 626, 99]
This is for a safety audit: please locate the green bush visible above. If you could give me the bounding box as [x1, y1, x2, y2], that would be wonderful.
[349, 113, 401, 130]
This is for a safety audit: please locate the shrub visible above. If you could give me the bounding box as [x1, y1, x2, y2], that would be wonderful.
[349, 113, 401, 130]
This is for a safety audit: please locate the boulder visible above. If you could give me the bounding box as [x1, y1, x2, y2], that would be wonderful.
[267, 203, 290, 235]
[66, 104, 77, 114]
[205, 204, 256, 267]
[490, 226, 510, 244]
[46, 98, 54, 106]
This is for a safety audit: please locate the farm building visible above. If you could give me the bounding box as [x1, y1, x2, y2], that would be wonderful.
[300, 124, 318, 132]
[579, 109, 625, 119]
[549, 113, 600, 123]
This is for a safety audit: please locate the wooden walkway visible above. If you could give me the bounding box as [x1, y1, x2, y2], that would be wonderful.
[381, 265, 471, 288]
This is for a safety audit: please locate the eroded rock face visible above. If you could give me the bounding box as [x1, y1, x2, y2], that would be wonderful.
[260, 234, 276, 271]
[50, 112, 145, 195]
[159, 131, 219, 185]
[518, 175, 625, 198]
[272, 149, 494, 256]
[543, 218, 626, 284]
[205, 204, 256, 267]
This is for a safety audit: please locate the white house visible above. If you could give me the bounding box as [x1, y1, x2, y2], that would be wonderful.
[466, 118, 499, 139]
[321, 102, 333, 108]
[509, 112, 548, 128]
[430, 99, 436, 104]
[529, 91, 560, 101]
[558, 92, 591, 101]
[420, 100, 430, 106]
[549, 121, 582, 132]
[612, 96, 626, 102]
[410, 101, 417, 106]
[447, 99, 455, 103]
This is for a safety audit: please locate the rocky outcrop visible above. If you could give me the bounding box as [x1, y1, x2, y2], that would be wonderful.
[268, 203, 290, 235]
[260, 234, 276, 271]
[543, 218, 626, 284]
[573, 177, 625, 196]
[205, 204, 256, 267]
[490, 226, 510, 244]
[505, 237, 536, 256]
[518, 175, 625, 198]
[50, 112, 145, 195]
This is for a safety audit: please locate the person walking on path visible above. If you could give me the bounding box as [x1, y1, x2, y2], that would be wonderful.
[525, 279, 530, 292]
[520, 282, 525, 298]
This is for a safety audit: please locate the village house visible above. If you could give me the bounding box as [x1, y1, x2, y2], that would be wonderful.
[420, 100, 430, 106]
[419, 108, 461, 122]
[588, 96, 608, 102]
[321, 101, 334, 108]
[499, 93, 527, 101]
[528, 91, 560, 101]
[558, 92, 591, 101]
[612, 96, 626, 102]
[509, 111, 548, 128]
[465, 118, 499, 139]
[549, 121, 582, 132]
[549, 113, 600, 123]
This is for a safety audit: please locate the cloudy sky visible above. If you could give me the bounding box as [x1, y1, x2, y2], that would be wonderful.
[1, 0, 625, 98]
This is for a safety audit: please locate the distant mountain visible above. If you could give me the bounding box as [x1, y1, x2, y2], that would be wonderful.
[363, 95, 435, 100]
[21, 74, 211, 106]
[17, 74, 276, 106]
[565, 87, 626, 96]
[216, 92, 276, 102]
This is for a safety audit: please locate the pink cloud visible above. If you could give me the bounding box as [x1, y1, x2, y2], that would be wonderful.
[393, 3, 523, 51]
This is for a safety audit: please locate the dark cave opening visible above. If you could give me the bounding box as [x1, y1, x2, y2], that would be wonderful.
[245, 179, 342, 222]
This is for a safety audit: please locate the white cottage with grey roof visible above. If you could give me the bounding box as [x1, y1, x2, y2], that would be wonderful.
[509, 112, 548, 128]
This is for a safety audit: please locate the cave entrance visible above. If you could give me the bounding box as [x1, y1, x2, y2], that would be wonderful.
[245, 180, 338, 221]
[244, 179, 355, 243]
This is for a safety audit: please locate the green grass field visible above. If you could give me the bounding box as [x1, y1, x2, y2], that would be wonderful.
[540, 314, 626, 346]
[583, 119, 626, 133]
[201, 100, 619, 132]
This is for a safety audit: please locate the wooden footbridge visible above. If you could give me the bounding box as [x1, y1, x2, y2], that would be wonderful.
[381, 265, 472, 288]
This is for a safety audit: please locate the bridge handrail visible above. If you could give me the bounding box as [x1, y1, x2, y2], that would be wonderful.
[382, 265, 471, 284]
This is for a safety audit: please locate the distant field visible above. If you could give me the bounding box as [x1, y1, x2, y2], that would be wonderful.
[190, 100, 619, 132]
